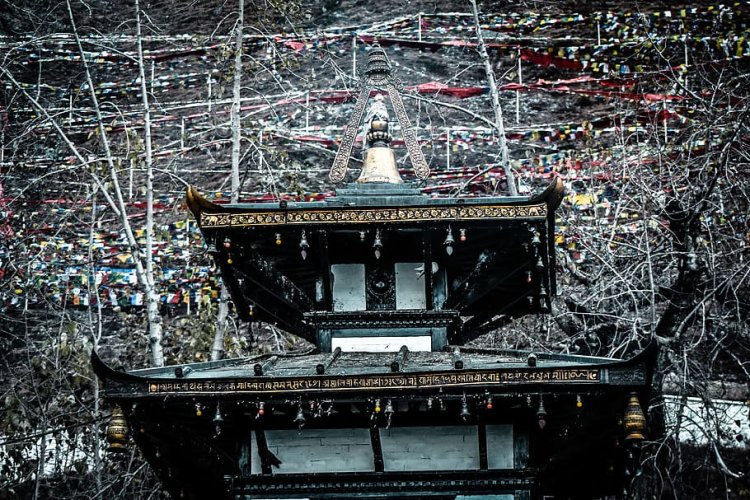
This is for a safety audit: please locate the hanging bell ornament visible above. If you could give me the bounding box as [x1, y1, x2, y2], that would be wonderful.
[384, 399, 395, 428]
[460, 397, 471, 421]
[537, 397, 547, 429]
[299, 230, 309, 260]
[294, 405, 306, 429]
[106, 404, 129, 452]
[213, 403, 224, 436]
[373, 229, 383, 260]
[444, 227, 455, 256]
[623, 392, 646, 442]
[384, 399, 394, 416]
[531, 231, 541, 246]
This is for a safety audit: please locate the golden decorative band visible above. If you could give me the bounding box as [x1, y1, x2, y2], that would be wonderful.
[146, 368, 599, 395]
[200, 203, 547, 228]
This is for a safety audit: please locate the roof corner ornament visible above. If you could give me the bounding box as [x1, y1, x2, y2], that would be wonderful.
[328, 43, 430, 183]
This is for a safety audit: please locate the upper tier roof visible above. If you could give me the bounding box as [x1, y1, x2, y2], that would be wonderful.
[184, 179, 564, 343]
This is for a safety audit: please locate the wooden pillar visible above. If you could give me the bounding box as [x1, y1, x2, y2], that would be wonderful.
[423, 231, 434, 310]
[477, 413, 489, 470]
[316, 230, 333, 310]
[369, 415, 384, 472]
[254, 427, 274, 475]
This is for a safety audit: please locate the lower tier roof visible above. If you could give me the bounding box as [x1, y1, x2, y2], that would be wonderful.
[93, 343, 655, 400]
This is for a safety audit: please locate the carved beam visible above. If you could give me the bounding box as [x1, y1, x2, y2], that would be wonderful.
[452, 347, 464, 370]
[315, 347, 342, 375]
[236, 247, 313, 313]
[444, 251, 530, 311]
[390, 345, 409, 372]
[222, 264, 310, 338]
[254, 356, 279, 376]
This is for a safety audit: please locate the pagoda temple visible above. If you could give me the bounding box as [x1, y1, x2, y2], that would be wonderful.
[94, 45, 654, 500]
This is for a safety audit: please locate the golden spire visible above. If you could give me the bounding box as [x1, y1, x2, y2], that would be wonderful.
[328, 43, 429, 184]
[357, 95, 402, 184]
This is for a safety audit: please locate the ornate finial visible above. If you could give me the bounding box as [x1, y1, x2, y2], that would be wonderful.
[106, 404, 130, 452]
[328, 43, 429, 184]
[364, 94, 390, 141]
[623, 392, 646, 441]
[357, 95, 401, 183]
[364, 44, 391, 84]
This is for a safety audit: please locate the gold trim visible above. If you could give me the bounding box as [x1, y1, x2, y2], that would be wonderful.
[146, 368, 600, 395]
[200, 203, 547, 228]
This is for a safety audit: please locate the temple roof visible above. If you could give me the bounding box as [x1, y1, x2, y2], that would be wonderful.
[184, 178, 565, 341]
[186, 177, 565, 228]
[92, 342, 655, 400]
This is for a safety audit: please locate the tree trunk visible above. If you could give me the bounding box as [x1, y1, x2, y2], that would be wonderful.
[211, 0, 244, 361]
[58, 0, 164, 366]
[469, 0, 517, 196]
[135, 0, 164, 366]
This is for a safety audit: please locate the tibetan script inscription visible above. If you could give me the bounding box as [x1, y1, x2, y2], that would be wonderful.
[145, 368, 601, 395]
[200, 204, 547, 229]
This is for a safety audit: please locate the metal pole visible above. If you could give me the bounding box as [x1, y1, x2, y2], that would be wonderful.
[305, 91, 310, 131]
[446, 127, 451, 170]
[207, 72, 212, 112]
[516, 48, 521, 124]
[185, 218, 191, 315]
[352, 34, 357, 78]
[259, 129, 264, 172]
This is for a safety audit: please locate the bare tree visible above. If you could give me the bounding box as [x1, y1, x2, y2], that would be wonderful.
[212, 0, 245, 362]
[469, 0, 517, 196]
[134, 0, 164, 366]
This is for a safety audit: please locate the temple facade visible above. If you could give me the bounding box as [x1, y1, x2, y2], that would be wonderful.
[94, 45, 653, 500]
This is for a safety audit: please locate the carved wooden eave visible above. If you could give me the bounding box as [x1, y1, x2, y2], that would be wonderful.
[92, 341, 655, 401]
[184, 177, 565, 230]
